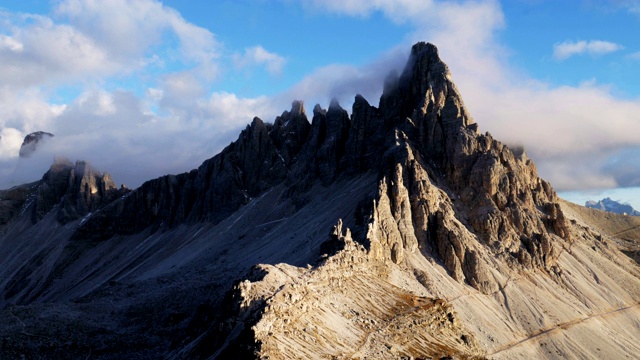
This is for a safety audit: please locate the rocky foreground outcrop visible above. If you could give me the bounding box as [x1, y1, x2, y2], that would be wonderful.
[0, 42, 638, 359]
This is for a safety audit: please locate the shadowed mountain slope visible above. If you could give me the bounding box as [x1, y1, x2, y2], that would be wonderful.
[0, 42, 638, 359]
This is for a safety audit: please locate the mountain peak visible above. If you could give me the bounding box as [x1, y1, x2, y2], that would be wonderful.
[586, 197, 640, 216]
[19, 131, 54, 158]
[1, 41, 637, 359]
[34, 159, 124, 223]
[409, 41, 443, 71]
[71, 41, 568, 293]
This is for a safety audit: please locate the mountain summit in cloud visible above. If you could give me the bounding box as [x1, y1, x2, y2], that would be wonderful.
[0, 42, 638, 359]
[18, 131, 54, 158]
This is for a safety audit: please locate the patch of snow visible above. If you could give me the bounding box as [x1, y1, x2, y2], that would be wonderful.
[254, 218, 288, 228]
[79, 212, 93, 226]
[191, 227, 204, 239]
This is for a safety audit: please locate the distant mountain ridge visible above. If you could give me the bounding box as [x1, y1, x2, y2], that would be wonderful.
[586, 197, 640, 216]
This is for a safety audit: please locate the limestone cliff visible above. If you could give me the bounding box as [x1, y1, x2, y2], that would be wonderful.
[0, 43, 637, 360]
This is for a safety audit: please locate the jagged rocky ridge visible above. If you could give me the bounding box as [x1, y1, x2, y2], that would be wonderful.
[1, 42, 638, 359]
[76, 42, 568, 294]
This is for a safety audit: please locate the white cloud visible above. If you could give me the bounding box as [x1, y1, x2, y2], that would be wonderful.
[0, 0, 222, 91]
[553, 40, 624, 60]
[0, 15, 114, 88]
[0, 128, 24, 159]
[0, 86, 64, 162]
[275, 45, 408, 110]
[234, 46, 287, 76]
[0, 35, 23, 52]
[54, 0, 220, 65]
[0, 0, 229, 189]
[0, 85, 278, 190]
[300, 0, 433, 22]
[606, 0, 640, 15]
[628, 51, 640, 60]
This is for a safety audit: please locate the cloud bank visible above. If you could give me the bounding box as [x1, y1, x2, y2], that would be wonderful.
[0, 0, 284, 189]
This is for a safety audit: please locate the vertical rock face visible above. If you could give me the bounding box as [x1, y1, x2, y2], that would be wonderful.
[313, 99, 351, 184]
[342, 95, 384, 172]
[352, 42, 569, 293]
[270, 100, 311, 165]
[34, 157, 122, 223]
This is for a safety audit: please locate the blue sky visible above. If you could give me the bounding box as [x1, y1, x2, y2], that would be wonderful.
[0, 0, 639, 209]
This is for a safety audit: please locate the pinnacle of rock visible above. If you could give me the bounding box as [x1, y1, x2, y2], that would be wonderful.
[70, 42, 568, 294]
[19, 131, 54, 158]
[34, 158, 122, 223]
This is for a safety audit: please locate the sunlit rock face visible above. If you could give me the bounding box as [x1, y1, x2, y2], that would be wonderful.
[32, 157, 123, 224]
[0, 43, 638, 360]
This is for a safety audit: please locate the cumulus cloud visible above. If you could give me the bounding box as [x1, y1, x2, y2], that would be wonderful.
[0, 0, 254, 190]
[234, 46, 287, 75]
[0, 35, 24, 52]
[273, 45, 408, 111]
[54, 0, 220, 66]
[0, 15, 114, 88]
[0, 0, 251, 190]
[553, 40, 624, 60]
[0, 0, 221, 91]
